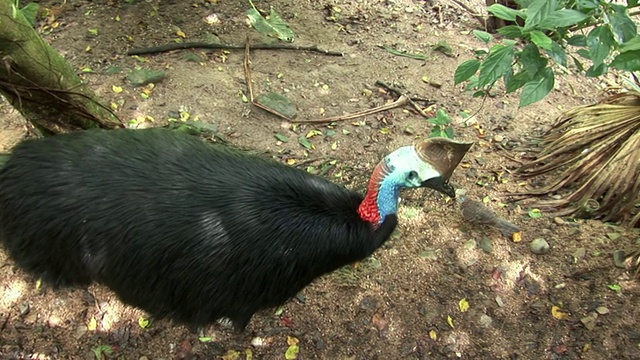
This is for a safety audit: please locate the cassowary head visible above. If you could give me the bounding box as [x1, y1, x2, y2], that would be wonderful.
[358, 137, 473, 224]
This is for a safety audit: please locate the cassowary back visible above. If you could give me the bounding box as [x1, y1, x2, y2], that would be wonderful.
[0, 129, 397, 329]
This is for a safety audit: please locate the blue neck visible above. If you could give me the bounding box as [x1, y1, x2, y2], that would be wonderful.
[375, 176, 401, 223]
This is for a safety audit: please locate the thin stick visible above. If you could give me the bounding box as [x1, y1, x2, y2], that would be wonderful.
[293, 95, 411, 124]
[128, 42, 344, 57]
[375, 80, 434, 120]
[243, 38, 254, 102]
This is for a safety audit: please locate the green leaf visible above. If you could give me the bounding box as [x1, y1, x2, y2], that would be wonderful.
[576, 49, 591, 59]
[585, 63, 607, 77]
[546, 42, 567, 66]
[538, 9, 588, 30]
[611, 50, 640, 71]
[454, 59, 481, 84]
[587, 26, 614, 65]
[520, 44, 548, 77]
[607, 284, 621, 292]
[527, 208, 543, 218]
[607, 4, 637, 44]
[567, 34, 587, 46]
[487, 3, 521, 21]
[628, 0, 638, 7]
[298, 136, 313, 150]
[428, 109, 451, 126]
[497, 25, 523, 38]
[506, 71, 530, 93]
[285, 344, 299, 360]
[20, 3, 39, 27]
[577, 0, 599, 11]
[572, 55, 585, 71]
[380, 46, 427, 60]
[620, 37, 640, 53]
[274, 133, 289, 142]
[524, 0, 556, 31]
[477, 44, 515, 88]
[246, 7, 295, 42]
[472, 90, 486, 98]
[529, 30, 553, 50]
[433, 40, 453, 56]
[473, 30, 493, 43]
[519, 67, 554, 107]
[255, 92, 297, 119]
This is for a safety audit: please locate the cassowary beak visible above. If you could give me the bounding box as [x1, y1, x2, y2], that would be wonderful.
[415, 137, 474, 197]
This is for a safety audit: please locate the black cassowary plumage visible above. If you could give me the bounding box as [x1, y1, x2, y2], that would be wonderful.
[0, 129, 402, 330]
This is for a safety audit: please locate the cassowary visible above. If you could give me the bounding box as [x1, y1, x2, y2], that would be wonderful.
[0, 128, 471, 330]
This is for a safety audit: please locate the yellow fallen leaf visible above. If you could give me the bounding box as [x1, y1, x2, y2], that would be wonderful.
[138, 316, 150, 328]
[551, 306, 569, 320]
[112, 85, 123, 93]
[244, 348, 253, 360]
[221, 349, 240, 360]
[512, 232, 522, 243]
[306, 130, 322, 138]
[428, 329, 437, 340]
[331, 142, 337, 150]
[447, 315, 454, 329]
[458, 298, 469, 313]
[87, 317, 97, 331]
[287, 336, 299, 346]
[284, 344, 299, 360]
[176, 30, 186, 38]
[286, 159, 296, 165]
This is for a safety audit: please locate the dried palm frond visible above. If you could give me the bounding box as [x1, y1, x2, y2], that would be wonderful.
[514, 90, 640, 226]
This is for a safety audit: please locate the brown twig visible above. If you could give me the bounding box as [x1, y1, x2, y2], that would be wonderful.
[375, 80, 435, 119]
[448, 0, 487, 28]
[293, 95, 412, 124]
[128, 42, 344, 57]
[292, 156, 331, 168]
[243, 38, 254, 102]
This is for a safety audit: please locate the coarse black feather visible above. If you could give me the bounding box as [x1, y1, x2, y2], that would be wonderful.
[0, 128, 398, 330]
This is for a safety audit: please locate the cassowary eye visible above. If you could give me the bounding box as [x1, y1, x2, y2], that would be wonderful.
[407, 170, 419, 181]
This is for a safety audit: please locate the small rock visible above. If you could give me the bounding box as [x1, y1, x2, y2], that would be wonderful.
[530, 238, 550, 255]
[479, 314, 492, 328]
[613, 250, 627, 268]
[553, 217, 565, 225]
[403, 126, 415, 135]
[464, 239, 476, 250]
[479, 236, 493, 253]
[573, 248, 586, 262]
[493, 134, 504, 142]
[359, 296, 378, 311]
[595, 306, 610, 315]
[47, 315, 61, 327]
[127, 68, 166, 87]
[581, 314, 598, 330]
[74, 325, 87, 340]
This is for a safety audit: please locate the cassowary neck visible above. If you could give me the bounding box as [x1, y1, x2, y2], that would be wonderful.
[357, 161, 399, 226]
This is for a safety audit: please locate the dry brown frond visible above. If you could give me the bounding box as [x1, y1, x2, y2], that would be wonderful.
[514, 91, 640, 226]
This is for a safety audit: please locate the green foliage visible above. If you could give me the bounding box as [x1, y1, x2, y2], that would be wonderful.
[455, 0, 640, 107]
[246, 0, 294, 42]
[427, 109, 454, 139]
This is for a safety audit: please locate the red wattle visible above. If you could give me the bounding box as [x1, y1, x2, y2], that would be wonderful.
[357, 163, 386, 226]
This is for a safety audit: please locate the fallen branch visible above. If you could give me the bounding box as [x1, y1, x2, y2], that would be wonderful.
[128, 42, 344, 57]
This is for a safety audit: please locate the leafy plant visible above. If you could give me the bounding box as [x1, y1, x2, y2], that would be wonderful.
[427, 109, 454, 139]
[91, 344, 113, 360]
[455, 0, 640, 107]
